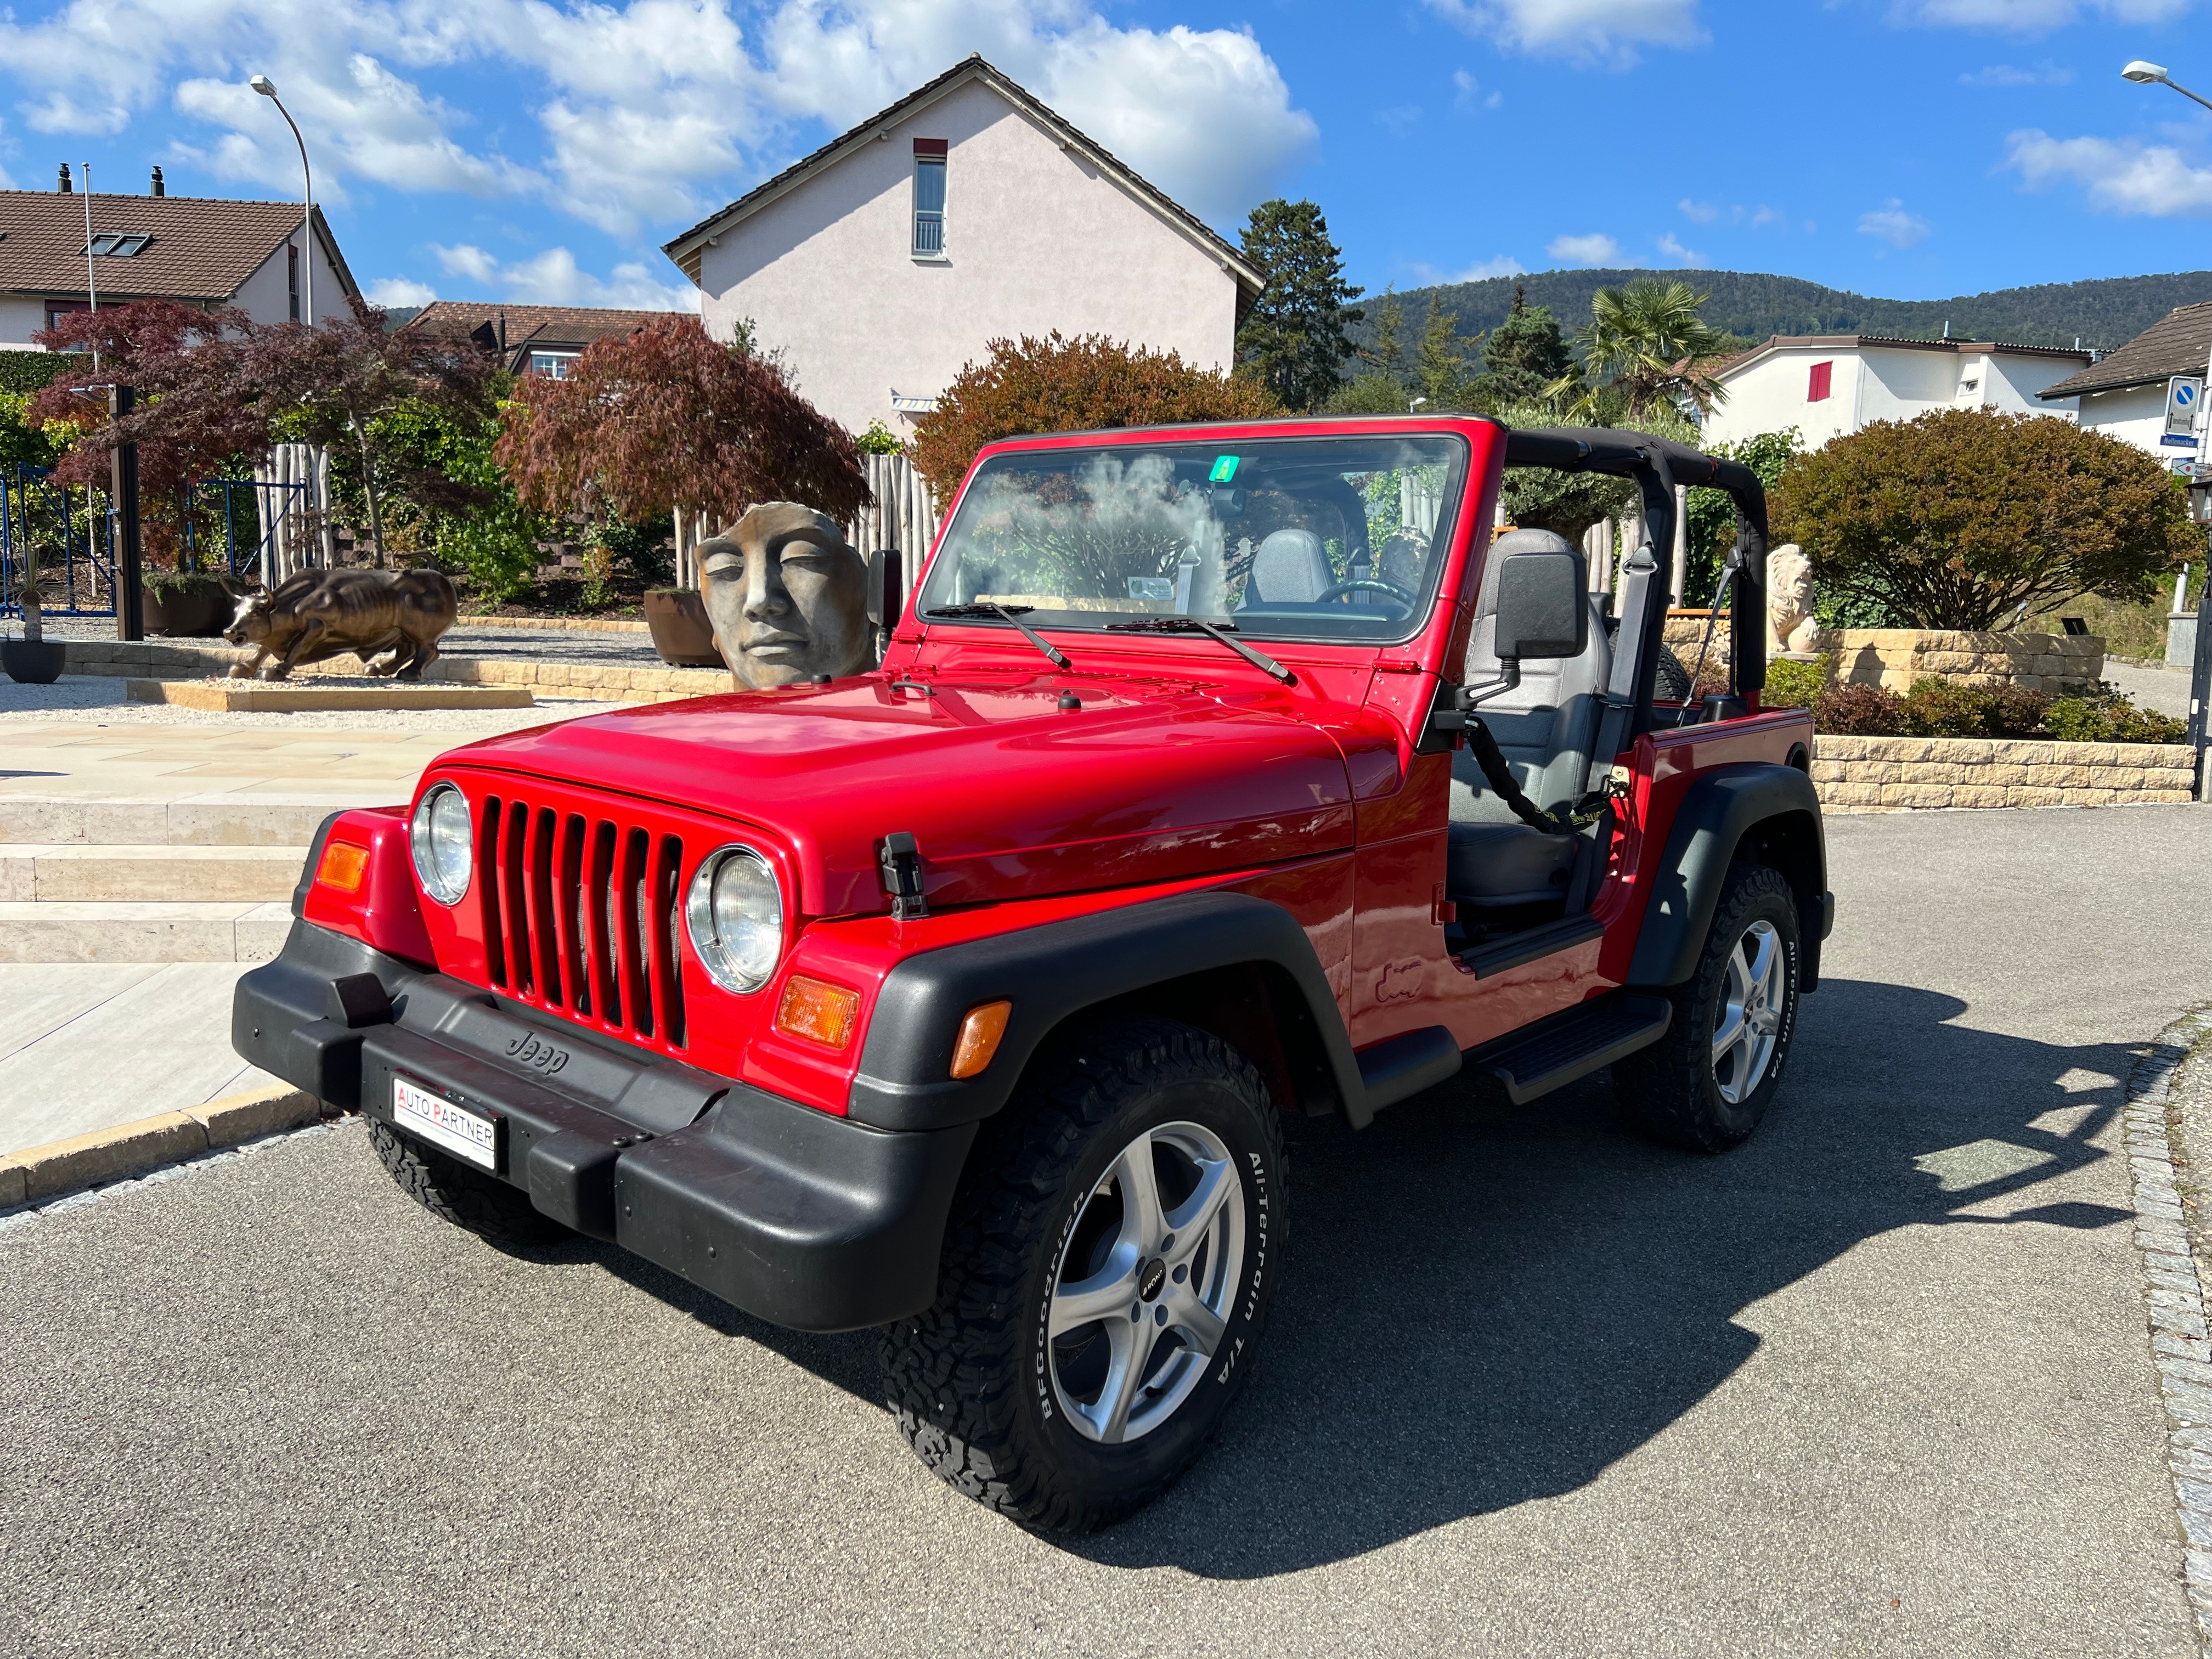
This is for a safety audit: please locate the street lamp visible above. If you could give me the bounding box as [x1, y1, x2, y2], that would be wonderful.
[2125, 57, 2212, 759]
[250, 75, 313, 326]
[2122, 59, 2212, 112]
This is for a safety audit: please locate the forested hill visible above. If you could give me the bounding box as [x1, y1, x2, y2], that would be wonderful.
[1352, 268, 2212, 354]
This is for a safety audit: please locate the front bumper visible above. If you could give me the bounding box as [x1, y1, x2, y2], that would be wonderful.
[234, 920, 975, 1332]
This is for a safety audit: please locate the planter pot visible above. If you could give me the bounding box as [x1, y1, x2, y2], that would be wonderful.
[644, 588, 725, 668]
[2, 638, 67, 684]
[144, 578, 239, 637]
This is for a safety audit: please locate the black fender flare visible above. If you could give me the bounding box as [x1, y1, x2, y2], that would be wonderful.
[1626, 763, 1831, 989]
[846, 889, 1459, 1131]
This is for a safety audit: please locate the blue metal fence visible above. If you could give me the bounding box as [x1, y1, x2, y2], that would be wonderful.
[0, 465, 114, 618]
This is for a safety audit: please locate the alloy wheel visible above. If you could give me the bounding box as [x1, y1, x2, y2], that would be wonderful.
[1711, 917, 1784, 1105]
[1047, 1120, 1245, 1445]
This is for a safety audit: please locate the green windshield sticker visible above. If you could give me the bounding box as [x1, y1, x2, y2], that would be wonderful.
[1209, 455, 1240, 482]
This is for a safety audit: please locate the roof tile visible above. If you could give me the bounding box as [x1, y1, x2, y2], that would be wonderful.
[0, 190, 347, 304]
[2038, 302, 2212, 400]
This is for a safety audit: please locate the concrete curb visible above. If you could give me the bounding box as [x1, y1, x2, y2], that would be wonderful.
[2124, 1007, 2212, 1652]
[0, 1083, 329, 1205]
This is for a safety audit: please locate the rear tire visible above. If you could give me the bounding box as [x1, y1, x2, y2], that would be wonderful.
[1654, 642, 1695, 702]
[880, 1016, 1286, 1532]
[1615, 862, 1801, 1152]
[366, 1115, 569, 1248]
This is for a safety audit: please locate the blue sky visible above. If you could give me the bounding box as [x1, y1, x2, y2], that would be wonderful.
[0, 0, 2206, 315]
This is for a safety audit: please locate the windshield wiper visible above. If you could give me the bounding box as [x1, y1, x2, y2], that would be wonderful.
[923, 602, 1071, 670]
[1103, 616, 1296, 686]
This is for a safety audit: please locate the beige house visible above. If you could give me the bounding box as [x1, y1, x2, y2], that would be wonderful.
[663, 56, 1264, 438]
[0, 168, 355, 344]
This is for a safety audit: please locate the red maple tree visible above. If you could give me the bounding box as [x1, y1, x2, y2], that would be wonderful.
[496, 315, 870, 527]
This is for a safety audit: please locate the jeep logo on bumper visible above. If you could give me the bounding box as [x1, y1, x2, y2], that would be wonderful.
[505, 1032, 571, 1075]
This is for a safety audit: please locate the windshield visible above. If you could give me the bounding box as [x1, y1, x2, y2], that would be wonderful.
[916, 434, 1469, 644]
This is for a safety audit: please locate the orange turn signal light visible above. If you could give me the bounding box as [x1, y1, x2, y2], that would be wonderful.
[315, 840, 370, 893]
[775, 975, 860, 1050]
[949, 1000, 1013, 1080]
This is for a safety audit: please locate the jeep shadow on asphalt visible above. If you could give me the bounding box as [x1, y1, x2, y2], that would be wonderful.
[538, 974, 2139, 1573]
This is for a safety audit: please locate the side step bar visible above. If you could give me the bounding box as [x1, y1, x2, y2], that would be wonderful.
[1483, 994, 1672, 1105]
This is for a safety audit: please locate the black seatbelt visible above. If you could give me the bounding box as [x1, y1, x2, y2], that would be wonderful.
[1464, 714, 1571, 834]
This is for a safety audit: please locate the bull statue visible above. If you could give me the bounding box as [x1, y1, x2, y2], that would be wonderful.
[224, 568, 459, 681]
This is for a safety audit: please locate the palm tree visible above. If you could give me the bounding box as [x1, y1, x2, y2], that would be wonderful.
[1548, 279, 1733, 425]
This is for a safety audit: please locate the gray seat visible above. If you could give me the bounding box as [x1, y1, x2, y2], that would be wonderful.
[1446, 819, 1577, 912]
[1443, 527, 1611, 918]
[1248, 528, 1332, 603]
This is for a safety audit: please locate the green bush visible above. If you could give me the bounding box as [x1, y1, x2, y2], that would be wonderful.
[1807, 674, 2182, 744]
[0, 353, 71, 395]
[1761, 656, 1829, 710]
[856, 419, 905, 456]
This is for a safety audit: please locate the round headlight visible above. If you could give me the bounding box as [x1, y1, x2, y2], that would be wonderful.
[685, 845, 784, 994]
[409, 783, 472, 906]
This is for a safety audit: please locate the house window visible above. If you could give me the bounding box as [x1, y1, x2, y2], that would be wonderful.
[288, 244, 300, 321]
[1808, 360, 1833, 403]
[528, 351, 579, 379]
[83, 232, 151, 257]
[44, 298, 89, 347]
[912, 139, 947, 257]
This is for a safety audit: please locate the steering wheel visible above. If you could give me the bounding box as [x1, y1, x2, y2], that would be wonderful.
[1316, 577, 1415, 607]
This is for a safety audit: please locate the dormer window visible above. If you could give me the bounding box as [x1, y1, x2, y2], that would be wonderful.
[912, 139, 947, 258]
[85, 232, 151, 257]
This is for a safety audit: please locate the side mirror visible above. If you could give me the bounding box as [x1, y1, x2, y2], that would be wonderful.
[1492, 549, 1588, 662]
[866, 546, 902, 629]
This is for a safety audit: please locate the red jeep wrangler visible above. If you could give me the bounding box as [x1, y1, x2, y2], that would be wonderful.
[235, 417, 1830, 1531]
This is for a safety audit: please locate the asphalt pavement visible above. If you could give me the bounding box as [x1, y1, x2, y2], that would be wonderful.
[4, 804, 2209, 1657]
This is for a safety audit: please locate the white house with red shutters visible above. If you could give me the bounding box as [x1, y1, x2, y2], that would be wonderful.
[1698, 334, 2092, 452]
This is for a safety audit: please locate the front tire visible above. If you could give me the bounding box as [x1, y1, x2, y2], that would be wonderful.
[366, 1115, 569, 1248]
[880, 1017, 1286, 1532]
[1615, 862, 1801, 1152]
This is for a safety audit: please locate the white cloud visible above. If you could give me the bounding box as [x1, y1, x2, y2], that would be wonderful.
[432, 242, 702, 309]
[1424, 0, 1704, 67]
[1454, 69, 1480, 106]
[1857, 200, 1932, 247]
[1547, 232, 1621, 266]
[0, 0, 1313, 235]
[1891, 0, 2190, 29]
[1656, 231, 1706, 266]
[2005, 128, 2212, 216]
[1959, 63, 2074, 85]
[1376, 104, 1423, 137]
[1750, 204, 1785, 227]
[1678, 198, 1718, 223]
[364, 275, 438, 307]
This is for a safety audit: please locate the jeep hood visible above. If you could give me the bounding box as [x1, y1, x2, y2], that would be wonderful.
[443, 673, 1355, 916]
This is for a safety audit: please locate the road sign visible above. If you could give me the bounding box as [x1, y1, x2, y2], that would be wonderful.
[2169, 376, 2204, 440]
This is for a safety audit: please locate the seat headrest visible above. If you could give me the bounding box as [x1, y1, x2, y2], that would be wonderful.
[1490, 527, 1576, 557]
[1250, 527, 1332, 603]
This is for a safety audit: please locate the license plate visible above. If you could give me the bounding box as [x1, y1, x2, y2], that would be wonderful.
[392, 1076, 498, 1171]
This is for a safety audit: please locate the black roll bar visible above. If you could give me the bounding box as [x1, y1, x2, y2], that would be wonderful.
[1500, 427, 1770, 718]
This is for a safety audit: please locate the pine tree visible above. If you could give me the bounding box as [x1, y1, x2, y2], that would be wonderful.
[1366, 287, 1406, 382]
[1477, 284, 1573, 407]
[1413, 297, 1477, 410]
[1235, 199, 1364, 412]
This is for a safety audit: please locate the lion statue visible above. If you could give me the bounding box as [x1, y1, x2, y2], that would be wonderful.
[1766, 544, 1826, 659]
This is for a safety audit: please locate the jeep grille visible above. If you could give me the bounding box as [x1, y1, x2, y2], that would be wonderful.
[476, 793, 687, 1051]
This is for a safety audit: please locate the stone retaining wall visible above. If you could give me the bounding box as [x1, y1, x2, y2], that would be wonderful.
[59, 639, 731, 703]
[1658, 622, 2105, 695]
[1813, 733, 2194, 810]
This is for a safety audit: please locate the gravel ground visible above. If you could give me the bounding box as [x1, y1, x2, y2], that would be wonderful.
[1, 804, 2205, 1657]
[0, 676, 627, 731]
[2104, 660, 2193, 721]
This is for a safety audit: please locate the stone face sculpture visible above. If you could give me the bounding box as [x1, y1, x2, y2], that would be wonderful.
[224, 567, 458, 681]
[1766, 543, 1826, 658]
[698, 501, 872, 689]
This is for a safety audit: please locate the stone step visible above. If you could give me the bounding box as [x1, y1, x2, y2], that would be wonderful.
[0, 844, 307, 904]
[0, 796, 383, 848]
[0, 901, 293, 963]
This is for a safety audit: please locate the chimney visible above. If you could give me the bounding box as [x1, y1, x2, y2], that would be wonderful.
[150, 165, 164, 198]
[56, 162, 72, 194]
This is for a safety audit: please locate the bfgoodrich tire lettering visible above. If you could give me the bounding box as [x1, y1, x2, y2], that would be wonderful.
[879, 1015, 1286, 1532]
[366, 1115, 569, 1248]
[1615, 861, 1801, 1152]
